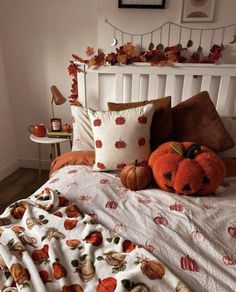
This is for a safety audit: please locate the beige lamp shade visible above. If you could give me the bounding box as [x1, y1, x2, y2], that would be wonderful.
[51, 85, 66, 105]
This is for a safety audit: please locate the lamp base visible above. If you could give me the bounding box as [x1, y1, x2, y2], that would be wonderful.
[50, 118, 62, 132]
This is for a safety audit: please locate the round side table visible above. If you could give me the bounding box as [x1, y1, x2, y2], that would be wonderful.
[30, 134, 72, 182]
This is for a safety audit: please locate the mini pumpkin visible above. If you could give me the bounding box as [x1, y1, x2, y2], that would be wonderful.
[149, 142, 226, 196]
[120, 160, 153, 191]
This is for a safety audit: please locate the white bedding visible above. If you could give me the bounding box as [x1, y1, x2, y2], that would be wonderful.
[36, 165, 236, 292]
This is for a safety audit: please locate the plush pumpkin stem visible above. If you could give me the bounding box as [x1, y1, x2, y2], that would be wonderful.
[135, 160, 138, 166]
[185, 144, 201, 159]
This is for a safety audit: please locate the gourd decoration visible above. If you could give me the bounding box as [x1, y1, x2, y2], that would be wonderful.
[149, 142, 226, 196]
[120, 160, 153, 191]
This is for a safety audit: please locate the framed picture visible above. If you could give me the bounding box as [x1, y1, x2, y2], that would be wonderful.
[118, 0, 166, 9]
[181, 0, 216, 22]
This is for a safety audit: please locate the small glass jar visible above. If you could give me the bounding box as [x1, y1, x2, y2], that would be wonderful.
[50, 118, 62, 132]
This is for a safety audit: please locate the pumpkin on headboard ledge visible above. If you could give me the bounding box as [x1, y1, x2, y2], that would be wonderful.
[149, 142, 226, 196]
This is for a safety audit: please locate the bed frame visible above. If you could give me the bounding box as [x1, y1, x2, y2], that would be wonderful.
[77, 63, 236, 116]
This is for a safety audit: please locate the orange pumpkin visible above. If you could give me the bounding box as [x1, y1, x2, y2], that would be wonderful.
[149, 142, 226, 196]
[120, 160, 153, 191]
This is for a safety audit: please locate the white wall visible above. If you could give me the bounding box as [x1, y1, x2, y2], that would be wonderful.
[0, 0, 235, 174]
[0, 0, 97, 170]
[97, 0, 236, 62]
[0, 38, 18, 180]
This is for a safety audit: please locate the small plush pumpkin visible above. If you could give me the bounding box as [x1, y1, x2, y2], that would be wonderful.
[149, 142, 226, 196]
[120, 161, 153, 191]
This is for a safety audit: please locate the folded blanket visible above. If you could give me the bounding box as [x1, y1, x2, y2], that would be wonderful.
[0, 188, 189, 291]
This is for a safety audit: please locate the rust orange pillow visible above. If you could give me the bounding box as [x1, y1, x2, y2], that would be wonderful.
[108, 96, 172, 151]
[171, 91, 234, 152]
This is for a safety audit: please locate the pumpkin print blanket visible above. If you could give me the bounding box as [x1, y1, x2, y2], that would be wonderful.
[0, 188, 188, 291]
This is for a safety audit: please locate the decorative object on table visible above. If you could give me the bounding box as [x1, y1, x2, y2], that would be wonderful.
[120, 160, 153, 191]
[47, 131, 72, 139]
[182, 0, 216, 22]
[149, 142, 226, 196]
[50, 85, 66, 132]
[62, 124, 71, 133]
[118, 0, 166, 9]
[28, 124, 46, 137]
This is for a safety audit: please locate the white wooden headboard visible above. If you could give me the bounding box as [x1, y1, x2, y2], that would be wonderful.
[77, 63, 236, 116]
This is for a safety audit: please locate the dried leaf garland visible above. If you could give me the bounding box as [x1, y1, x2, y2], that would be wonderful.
[68, 42, 225, 101]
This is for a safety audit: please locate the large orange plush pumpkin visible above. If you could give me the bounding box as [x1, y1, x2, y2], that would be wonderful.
[120, 161, 153, 191]
[149, 142, 226, 195]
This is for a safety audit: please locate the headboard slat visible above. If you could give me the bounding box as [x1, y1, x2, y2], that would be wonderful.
[147, 74, 157, 100]
[131, 74, 140, 101]
[216, 76, 231, 114]
[77, 63, 236, 115]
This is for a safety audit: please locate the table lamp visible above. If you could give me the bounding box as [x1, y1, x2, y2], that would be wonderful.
[50, 85, 66, 132]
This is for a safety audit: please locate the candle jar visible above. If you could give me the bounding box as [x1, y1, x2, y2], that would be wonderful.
[50, 118, 62, 132]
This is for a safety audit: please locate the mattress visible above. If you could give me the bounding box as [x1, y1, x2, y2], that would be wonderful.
[1, 165, 236, 291]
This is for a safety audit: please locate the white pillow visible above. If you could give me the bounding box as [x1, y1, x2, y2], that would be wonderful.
[220, 116, 236, 158]
[71, 106, 94, 151]
[88, 104, 155, 171]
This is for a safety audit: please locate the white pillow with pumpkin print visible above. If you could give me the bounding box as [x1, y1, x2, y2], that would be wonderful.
[88, 104, 155, 171]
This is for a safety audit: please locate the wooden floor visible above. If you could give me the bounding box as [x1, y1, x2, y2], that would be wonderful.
[0, 168, 49, 214]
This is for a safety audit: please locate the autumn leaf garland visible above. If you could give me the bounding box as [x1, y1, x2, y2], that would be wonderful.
[67, 42, 224, 101]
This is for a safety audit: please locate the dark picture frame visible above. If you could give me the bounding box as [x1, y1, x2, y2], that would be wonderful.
[118, 0, 166, 9]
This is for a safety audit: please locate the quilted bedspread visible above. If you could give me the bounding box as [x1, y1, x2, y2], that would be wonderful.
[1, 165, 236, 291]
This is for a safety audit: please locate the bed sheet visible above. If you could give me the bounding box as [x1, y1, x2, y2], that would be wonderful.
[37, 165, 236, 292]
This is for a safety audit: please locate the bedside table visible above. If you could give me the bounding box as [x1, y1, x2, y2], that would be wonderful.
[30, 134, 72, 182]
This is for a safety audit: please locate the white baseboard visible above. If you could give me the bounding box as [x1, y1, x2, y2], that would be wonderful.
[0, 160, 20, 181]
[19, 158, 51, 170]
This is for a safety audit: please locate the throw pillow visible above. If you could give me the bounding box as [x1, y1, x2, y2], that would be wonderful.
[71, 106, 94, 151]
[108, 96, 172, 151]
[88, 104, 155, 171]
[220, 116, 236, 158]
[171, 91, 234, 152]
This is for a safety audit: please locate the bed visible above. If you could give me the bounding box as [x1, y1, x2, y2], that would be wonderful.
[1, 63, 236, 292]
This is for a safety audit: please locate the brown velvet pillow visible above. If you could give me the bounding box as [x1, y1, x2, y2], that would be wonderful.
[108, 96, 172, 151]
[171, 91, 235, 152]
[223, 159, 236, 178]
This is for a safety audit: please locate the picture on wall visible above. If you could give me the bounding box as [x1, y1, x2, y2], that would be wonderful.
[118, 0, 166, 9]
[182, 0, 216, 22]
